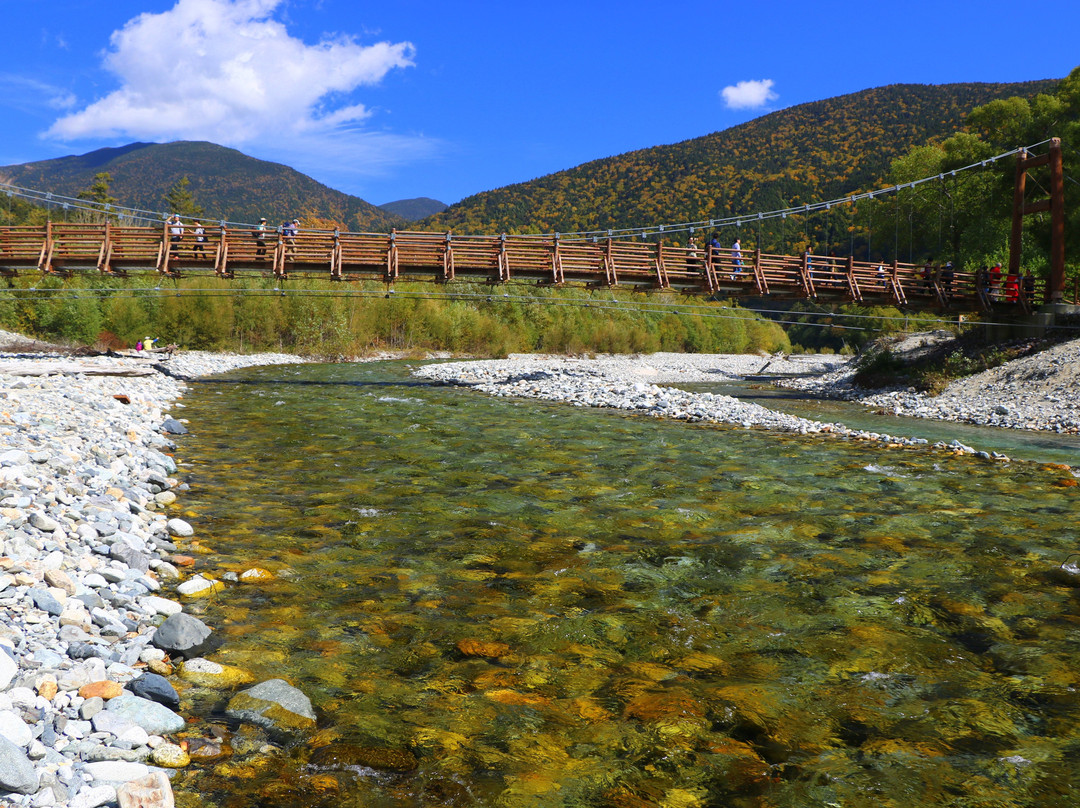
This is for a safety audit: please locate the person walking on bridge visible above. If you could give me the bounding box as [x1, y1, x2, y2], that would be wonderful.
[731, 236, 743, 280]
[284, 218, 299, 260]
[254, 217, 268, 259]
[168, 215, 183, 259]
[708, 233, 721, 274]
[192, 219, 206, 259]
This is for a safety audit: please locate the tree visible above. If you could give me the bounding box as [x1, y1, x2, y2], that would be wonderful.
[163, 176, 205, 218]
[77, 172, 117, 206]
[75, 172, 118, 223]
[888, 65, 1080, 277]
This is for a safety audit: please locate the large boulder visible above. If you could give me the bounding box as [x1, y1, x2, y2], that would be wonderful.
[225, 679, 316, 736]
[151, 613, 216, 660]
[105, 695, 184, 736]
[0, 735, 38, 794]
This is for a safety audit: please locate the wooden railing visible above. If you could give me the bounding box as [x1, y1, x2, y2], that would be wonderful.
[0, 222, 1057, 311]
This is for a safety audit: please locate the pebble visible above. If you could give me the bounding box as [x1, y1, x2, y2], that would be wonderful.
[0, 345, 306, 804]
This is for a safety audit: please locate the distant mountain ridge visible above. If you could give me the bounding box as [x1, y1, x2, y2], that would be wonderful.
[0, 78, 1060, 238]
[0, 141, 405, 232]
[421, 80, 1060, 235]
[378, 197, 447, 221]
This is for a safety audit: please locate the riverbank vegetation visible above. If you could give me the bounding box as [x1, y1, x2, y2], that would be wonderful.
[0, 276, 792, 358]
[851, 317, 1080, 393]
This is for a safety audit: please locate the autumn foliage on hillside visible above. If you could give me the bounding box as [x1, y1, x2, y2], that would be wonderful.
[0, 141, 404, 232]
[423, 81, 1056, 237]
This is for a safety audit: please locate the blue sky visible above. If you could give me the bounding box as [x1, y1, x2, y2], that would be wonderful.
[2, 0, 1077, 207]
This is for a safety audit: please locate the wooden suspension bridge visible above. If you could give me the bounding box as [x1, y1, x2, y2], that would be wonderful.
[0, 140, 1068, 313]
[0, 221, 1066, 314]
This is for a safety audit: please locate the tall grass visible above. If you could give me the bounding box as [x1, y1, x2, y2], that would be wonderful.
[0, 275, 791, 357]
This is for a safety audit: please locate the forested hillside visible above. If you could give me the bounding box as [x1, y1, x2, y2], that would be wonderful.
[423, 81, 1057, 236]
[0, 141, 404, 232]
[378, 197, 448, 221]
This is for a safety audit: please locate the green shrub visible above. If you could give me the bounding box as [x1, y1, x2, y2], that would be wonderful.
[0, 276, 791, 358]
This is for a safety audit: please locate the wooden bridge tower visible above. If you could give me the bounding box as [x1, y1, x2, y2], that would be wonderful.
[1010, 137, 1066, 302]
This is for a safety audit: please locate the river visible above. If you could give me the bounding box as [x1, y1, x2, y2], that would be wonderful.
[166, 360, 1080, 808]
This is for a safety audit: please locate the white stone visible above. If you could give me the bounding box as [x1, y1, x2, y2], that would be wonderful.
[176, 576, 219, 597]
[0, 652, 17, 690]
[30, 512, 60, 532]
[139, 648, 167, 663]
[165, 518, 193, 538]
[84, 760, 150, 783]
[7, 688, 36, 710]
[83, 573, 109, 588]
[69, 784, 118, 808]
[116, 725, 150, 746]
[0, 709, 33, 746]
[141, 596, 182, 617]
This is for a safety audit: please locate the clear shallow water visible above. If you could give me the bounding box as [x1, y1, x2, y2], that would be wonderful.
[167, 361, 1080, 808]
[680, 380, 1080, 467]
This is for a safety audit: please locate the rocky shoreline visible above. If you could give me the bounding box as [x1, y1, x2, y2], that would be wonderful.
[413, 352, 1018, 460]
[775, 337, 1080, 435]
[2, 340, 1076, 806]
[0, 349, 312, 807]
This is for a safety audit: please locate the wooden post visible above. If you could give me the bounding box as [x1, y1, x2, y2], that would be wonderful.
[387, 230, 398, 280]
[1009, 149, 1027, 277]
[41, 221, 53, 273]
[845, 255, 860, 301]
[801, 251, 816, 298]
[158, 220, 169, 275]
[274, 231, 286, 278]
[890, 259, 906, 305]
[752, 248, 766, 294]
[443, 231, 455, 281]
[655, 240, 668, 288]
[1048, 137, 1065, 302]
[215, 226, 227, 277]
[331, 230, 341, 280]
[498, 234, 509, 282]
[99, 221, 111, 274]
[605, 237, 617, 286]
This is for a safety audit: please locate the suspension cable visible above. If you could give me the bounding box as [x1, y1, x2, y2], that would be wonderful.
[0, 140, 1057, 241]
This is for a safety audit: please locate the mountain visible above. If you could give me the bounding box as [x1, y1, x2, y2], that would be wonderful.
[421, 80, 1059, 235]
[0, 141, 405, 232]
[378, 197, 448, 221]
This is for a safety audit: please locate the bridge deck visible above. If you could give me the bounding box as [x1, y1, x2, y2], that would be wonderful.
[0, 222, 1049, 312]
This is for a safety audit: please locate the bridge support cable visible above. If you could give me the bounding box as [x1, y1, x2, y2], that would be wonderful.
[0, 140, 1057, 243]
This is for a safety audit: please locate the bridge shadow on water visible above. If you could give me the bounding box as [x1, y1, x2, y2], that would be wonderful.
[190, 377, 436, 389]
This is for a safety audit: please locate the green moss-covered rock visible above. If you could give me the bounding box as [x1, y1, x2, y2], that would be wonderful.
[225, 679, 316, 736]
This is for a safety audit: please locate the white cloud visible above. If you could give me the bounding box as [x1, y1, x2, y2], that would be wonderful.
[0, 75, 77, 112]
[45, 0, 428, 177]
[720, 79, 778, 110]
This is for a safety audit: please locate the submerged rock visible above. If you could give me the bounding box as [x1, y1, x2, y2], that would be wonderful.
[309, 743, 418, 772]
[178, 658, 254, 689]
[225, 679, 316, 735]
